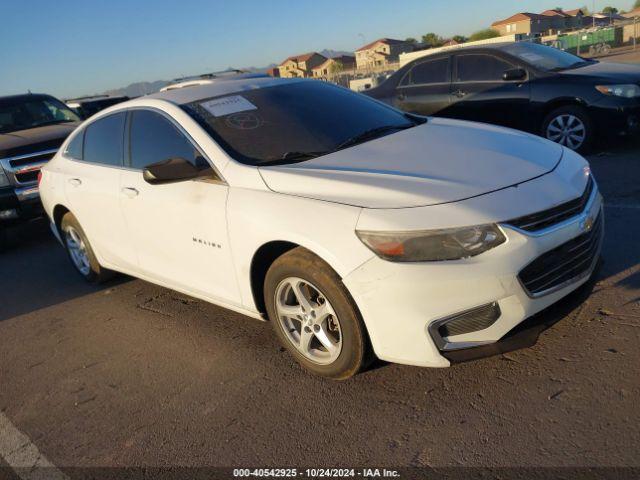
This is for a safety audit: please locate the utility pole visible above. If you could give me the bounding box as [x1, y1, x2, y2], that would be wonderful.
[592, 0, 596, 28]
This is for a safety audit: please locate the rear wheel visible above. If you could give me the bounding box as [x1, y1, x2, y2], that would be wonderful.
[265, 247, 372, 380]
[60, 212, 114, 283]
[542, 105, 593, 153]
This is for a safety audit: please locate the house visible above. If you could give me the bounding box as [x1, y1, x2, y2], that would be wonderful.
[441, 39, 460, 47]
[492, 8, 588, 36]
[622, 7, 640, 18]
[491, 13, 548, 36]
[311, 55, 356, 78]
[278, 52, 327, 78]
[354, 38, 412, 70]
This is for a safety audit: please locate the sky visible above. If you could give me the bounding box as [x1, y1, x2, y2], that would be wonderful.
[0, 0, 634, 98]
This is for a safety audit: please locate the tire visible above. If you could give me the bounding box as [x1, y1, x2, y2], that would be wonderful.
[541, 105, 593, 154]
[60, 212, 114, 283]
[264, 247, 372, 380]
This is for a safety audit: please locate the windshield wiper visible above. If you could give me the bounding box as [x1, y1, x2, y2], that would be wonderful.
[334, 124, 413, 151]
[259, 151, 326, 166]
[258, 123, 416, 167]
[550, 60, 593, 72]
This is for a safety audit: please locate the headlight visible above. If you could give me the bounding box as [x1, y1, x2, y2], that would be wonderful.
[0, 169, 9, 188]
[356, 224, 506, 262]
[595, 84, 640, 98]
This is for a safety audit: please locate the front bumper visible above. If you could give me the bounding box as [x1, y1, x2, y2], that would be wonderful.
[343, 185, 604, 368]
[590, 97, 640, 137]
[0, 185, 43, 226]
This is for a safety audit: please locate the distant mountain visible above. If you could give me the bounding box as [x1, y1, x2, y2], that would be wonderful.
[104, 80, 169, 98]
[320, 49, 354, 58]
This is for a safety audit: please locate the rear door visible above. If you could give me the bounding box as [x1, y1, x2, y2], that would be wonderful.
[118, 108, 240, 304]
[393, 56, 451, 116]
[448, 52, 531, 130]
[63, 112, 137, 270]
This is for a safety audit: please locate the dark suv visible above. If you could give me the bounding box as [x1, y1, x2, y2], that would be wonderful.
[0, 93, 80, 237]
[364, 42, 640, 152]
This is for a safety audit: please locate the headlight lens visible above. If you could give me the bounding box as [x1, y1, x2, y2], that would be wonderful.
[356, 224, 506, 262]
[595, 84, 640, 98]
[0, 169, 9, 188]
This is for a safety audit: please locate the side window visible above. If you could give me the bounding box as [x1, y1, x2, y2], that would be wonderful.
[65, 130, 84, 160]
[129, 110, 208, 171]
[401, 58, 449, 86]
[83, 112, 125, 166]
[456, 54, 513, 82]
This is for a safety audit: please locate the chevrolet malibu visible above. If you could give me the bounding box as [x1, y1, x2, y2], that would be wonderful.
[39, 77, 603, 379]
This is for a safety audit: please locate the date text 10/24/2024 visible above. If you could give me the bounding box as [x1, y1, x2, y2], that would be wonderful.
[233, 468, 401, 478]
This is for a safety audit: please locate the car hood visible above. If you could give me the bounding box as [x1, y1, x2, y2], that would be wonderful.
[0, 123, 79, 158]
[258, 118, 563, 209]
[559, 61, 640, 82]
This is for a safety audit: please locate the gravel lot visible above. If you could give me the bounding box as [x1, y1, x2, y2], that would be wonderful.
[0, 138, 639, 477]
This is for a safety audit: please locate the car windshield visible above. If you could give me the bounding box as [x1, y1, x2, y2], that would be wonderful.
[502, 43, 593, 72]
[0, 96, 80, 134]
[181, 81, 420, 166]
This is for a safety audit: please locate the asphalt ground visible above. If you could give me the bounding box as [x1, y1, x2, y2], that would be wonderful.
[0, 138, 639, 479]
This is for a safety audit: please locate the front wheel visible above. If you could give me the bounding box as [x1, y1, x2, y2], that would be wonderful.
[264, 247, 372, 380]
[60, 212, 114, 283]
[542, 105, 593, 153]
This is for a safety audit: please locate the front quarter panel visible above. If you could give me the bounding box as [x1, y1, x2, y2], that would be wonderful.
[226, 188, 374, 311]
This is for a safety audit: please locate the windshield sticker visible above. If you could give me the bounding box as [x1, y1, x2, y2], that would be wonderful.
[200, 95, 257, 117]
[225, 112, 263, 130]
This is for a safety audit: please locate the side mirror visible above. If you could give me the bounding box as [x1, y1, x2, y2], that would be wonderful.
[503, 68, 527, 81]
[143, 157, 206, 185]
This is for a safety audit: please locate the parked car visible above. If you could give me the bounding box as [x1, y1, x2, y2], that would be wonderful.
[65, 95, 129, 119]
[39, 78, 602, 379]
[364, 42, 640, 152]
[0, 93, 80, 242]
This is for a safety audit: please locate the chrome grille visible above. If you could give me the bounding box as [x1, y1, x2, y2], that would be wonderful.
[0, 149, 56, 186]
[506, 176, 594, 232]
[518, 212, 603, 297]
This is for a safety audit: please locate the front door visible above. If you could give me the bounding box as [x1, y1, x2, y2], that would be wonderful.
[118, 109, 241, 305]
[448, 53, 531, 130]
[394, 56, 451, 116]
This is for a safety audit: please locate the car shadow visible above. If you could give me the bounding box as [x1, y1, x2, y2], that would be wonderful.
[0, 219, 130, 322]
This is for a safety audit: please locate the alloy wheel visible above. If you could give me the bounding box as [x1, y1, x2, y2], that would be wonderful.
[274, 277, 342, 365]
[64, 225, 91, 276]
[546, 114, 586, 150]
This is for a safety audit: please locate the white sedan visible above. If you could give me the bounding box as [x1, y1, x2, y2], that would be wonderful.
[39, 77, 603, 379]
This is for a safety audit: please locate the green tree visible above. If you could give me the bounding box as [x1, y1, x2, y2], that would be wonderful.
[580, 5, 591, 15]
[452, 35, 468, 43]
[405, 37, 418, 46]
[421, 32, 444, 47]
[602, 6, 618, 13]
[328, 60, 344, 76]
[468, 28, 501, 42]
[634, 0, 640, 9]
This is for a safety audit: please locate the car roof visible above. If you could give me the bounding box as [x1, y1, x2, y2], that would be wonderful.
[65, 95, 128, 103]
[0, 93, 55, 103]
[147, 76, 305, 105]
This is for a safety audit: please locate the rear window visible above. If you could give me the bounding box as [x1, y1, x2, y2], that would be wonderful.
[402, 58, 449, 86]
[181, 81, 414, 166]
[83, 112, 125, 166]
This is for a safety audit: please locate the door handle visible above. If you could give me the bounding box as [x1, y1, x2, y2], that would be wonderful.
[68, 178, 82, 187]
[397, 92, 406, 101]
[121, 187, 139, 198]
[453, 89, 467, 98]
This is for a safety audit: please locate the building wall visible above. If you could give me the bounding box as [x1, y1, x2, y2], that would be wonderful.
[356, 42, 410, 70]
